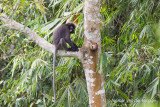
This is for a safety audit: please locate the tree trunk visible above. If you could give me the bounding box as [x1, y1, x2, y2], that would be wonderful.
[80, 0, 107, 106]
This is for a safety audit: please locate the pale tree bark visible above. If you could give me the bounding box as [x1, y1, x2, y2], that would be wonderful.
[0, 0, 106, 105]
[82, 0, 106, 106]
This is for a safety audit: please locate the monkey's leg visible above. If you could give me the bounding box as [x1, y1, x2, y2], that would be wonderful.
[58, 38, 68, 50]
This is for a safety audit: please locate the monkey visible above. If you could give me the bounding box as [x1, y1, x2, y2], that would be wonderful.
[53, 23, 79, 102]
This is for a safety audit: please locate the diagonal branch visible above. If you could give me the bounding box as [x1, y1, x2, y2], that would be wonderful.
[0, 15, 82, 59]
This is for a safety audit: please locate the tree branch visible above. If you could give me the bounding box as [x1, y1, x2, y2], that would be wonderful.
[0, 15, 81, 59]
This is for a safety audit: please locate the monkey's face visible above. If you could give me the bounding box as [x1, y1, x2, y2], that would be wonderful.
[69, 26, 75, 33]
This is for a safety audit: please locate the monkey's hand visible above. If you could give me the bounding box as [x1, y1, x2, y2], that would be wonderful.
[67, 47, 79, 51]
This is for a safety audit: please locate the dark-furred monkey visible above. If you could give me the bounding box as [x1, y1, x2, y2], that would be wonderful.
[53, 23, 78, 102]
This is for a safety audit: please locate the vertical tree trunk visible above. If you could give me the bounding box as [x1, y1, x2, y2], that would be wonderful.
[81, 0, 106, 106]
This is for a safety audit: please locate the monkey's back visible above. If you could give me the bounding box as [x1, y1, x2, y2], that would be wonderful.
[53, 24, 69, 46]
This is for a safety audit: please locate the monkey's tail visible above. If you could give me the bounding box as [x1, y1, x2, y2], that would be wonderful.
[53, 48, 57, 103]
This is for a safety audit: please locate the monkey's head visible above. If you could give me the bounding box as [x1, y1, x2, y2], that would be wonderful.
[66, 23, 76, 34]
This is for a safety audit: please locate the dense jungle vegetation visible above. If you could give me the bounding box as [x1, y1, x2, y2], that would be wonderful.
[0, 0, 160, 106]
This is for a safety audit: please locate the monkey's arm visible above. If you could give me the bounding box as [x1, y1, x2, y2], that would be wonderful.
[65, 37, 78, 51]
[68, 42, 78, 51]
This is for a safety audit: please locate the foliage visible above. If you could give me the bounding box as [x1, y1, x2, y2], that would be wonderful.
[0, 0, 160, 106]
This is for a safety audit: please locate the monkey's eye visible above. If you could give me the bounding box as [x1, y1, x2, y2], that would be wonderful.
[70, 26, 73, 29]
